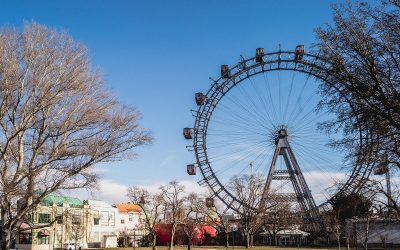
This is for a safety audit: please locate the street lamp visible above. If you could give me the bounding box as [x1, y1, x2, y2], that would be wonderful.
[230, 225, 237, 250]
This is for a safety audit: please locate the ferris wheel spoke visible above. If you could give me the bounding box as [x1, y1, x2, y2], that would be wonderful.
[291, 141, 334, 154]
[290, 98, 317, 126]
[248, 76, 276, 128]
[208, 139, 268, 163]
[207, 133, 266, 141]
[207, 138, 267, 150]
[278, 69, 282, 118]
[209, 145, 266, 163]
[209, 118, 269, 136]
[235, 83, 273, 128]
[211, 109, 273, 134]
[217, 99, 262, 125]
[207, 128, 268, 139]
[286, 75, 312, 124]
[212, 142, 271, 177]
[238, 147, 271, 175]
[214, 104, 263, 123]
[254, 148, 274, 174]
[213, 108, 259, 131]
[219, 94, 270, 132]
[292, 107, 328, 132]
[293, 147, 344, 200]
[292, 142, 342, 174]
[262, 72, 279, 123]
[283, 71, 296, 124]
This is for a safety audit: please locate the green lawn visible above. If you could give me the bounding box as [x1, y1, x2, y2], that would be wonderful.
[89, 246, 339, 250]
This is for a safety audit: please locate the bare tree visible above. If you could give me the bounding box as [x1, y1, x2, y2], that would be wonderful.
[200, 197, 232, 249]
[182, 193, 204, 250]
[70, 224, 84, 250]
[126, 186, 164, 250]
[228, 174, 266, 248]
[313, 1, 400, 188]
[0, 22, 152, 250]
[328, 192, 373, 250]
[160, 180, 185, 250]
[362, 179, 400, 216]
[263, 201, 300, 246]
[324, 208, 343, 250]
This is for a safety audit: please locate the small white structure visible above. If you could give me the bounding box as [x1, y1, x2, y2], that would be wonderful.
[259, 228, 310, 246]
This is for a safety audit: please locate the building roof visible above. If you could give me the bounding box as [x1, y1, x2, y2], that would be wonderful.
[115, 202, 142, 213]
[259, 229, 310, 237]
[40, 194, 83, 208]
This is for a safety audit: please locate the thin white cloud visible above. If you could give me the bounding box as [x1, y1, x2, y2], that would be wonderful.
[66, 179, 207, 205]
[159, 155, 177, 168]
[65, 179, 128, 204]
[303, 171, 347, 205]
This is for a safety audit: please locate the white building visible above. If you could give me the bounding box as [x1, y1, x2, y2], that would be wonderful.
[115, 203, 143, 235]
[85, 200, 118, 248]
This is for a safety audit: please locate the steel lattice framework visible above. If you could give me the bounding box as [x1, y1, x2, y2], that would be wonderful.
[186, 48, 369, 230]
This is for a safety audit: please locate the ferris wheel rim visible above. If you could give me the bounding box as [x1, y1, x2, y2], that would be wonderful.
[191, 49, 366, 211]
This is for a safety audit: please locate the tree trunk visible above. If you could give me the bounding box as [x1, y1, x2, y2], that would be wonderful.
[347, 238, 350, 250]
[225, 231, 229, 249]
[1, 226, 12, 250]
[152, 233, 157, 250]
[187, 237, 191, 250]
[337, 227, 341, 250]
[169, 224, 177, 250]
[250, 234, 254, 247]
[1, 207, 12, 250]
[364, 217, 370, 250]
[245, 232, 250, 248]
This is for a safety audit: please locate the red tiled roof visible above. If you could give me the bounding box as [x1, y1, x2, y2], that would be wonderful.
[115, 203, 142, 213]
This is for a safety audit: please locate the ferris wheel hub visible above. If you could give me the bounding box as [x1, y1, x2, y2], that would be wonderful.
[274, 125, 289, 145]
[277, 128, 288, 138]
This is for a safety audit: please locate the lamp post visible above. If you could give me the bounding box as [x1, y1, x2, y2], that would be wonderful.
[133, 230, 136, 250]
[230, 225, 237, 250]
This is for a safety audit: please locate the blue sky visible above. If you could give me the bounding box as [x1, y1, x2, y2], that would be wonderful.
[1, 0, 353, 203]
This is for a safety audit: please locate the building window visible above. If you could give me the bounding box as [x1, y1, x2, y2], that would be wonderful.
[129, 217, 133, 222]
[121, 219, 125, 224]
[19, 233, 32, 244]
[38, 213, 50, 223]
[109, 212, 115, 226]
[56, 215, 63, 224]
[72, 214, 81, 225]
[27, 213, 33, 223]
[38, 235, 49, 245]
[94, 218, 99, 225]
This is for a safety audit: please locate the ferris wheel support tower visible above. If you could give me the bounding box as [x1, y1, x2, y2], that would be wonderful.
[260, 127, 324, 231]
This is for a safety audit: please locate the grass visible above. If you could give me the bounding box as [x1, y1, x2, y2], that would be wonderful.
[89, 246, 339, 250]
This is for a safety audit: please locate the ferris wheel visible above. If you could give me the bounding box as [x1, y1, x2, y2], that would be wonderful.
[183, 46, 368, 230]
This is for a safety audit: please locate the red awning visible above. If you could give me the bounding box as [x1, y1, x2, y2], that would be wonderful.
[38, 229, 50, 236]
[20, 223, 30, 230]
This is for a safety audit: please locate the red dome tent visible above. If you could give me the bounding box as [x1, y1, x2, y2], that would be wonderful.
[154, 224, 217, 244]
